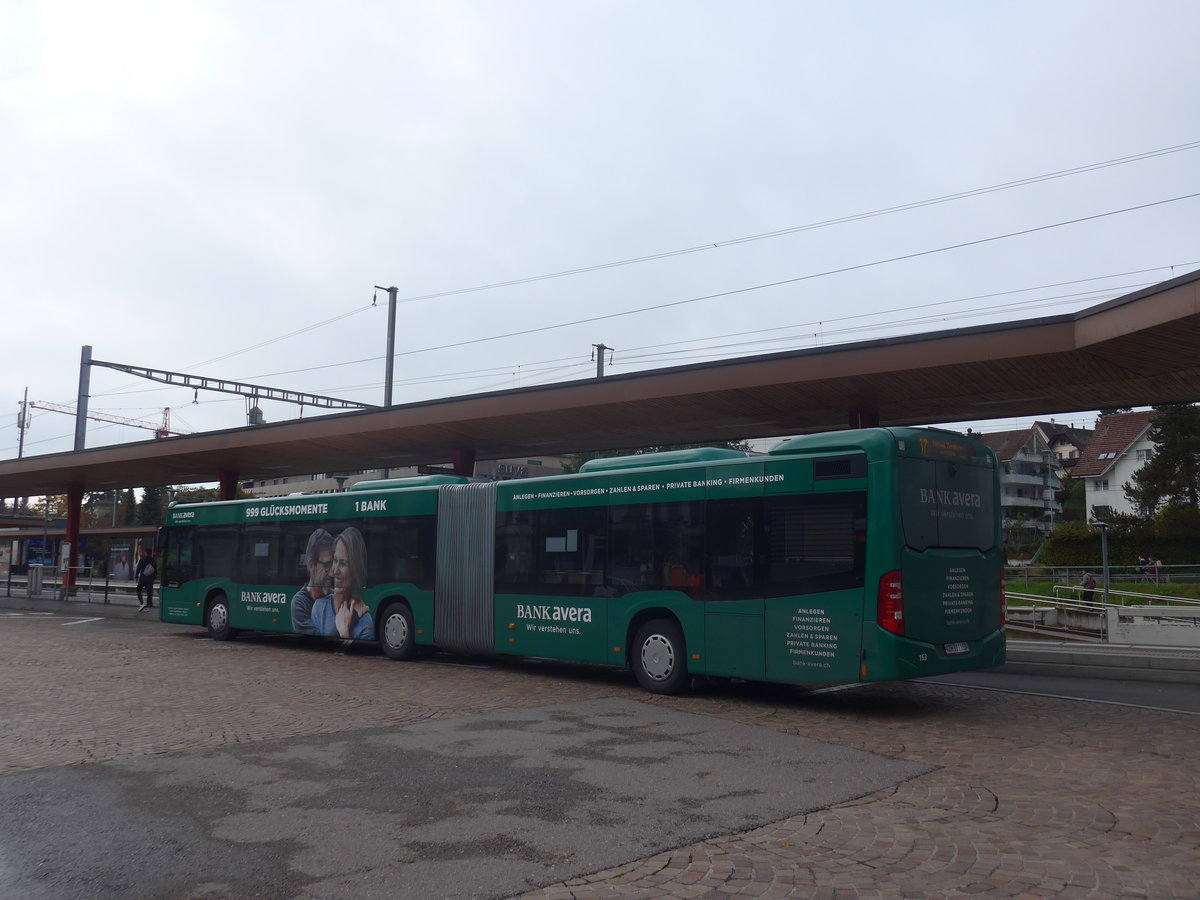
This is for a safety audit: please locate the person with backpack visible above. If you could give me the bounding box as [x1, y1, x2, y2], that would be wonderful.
[135, 544, 157, 612]
[1079, 569, 1096, 602]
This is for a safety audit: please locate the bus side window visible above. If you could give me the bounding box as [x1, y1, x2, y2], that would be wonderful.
[609, 501, 703, 596]
[495, 511, 535, 588]
[240, 524, 284, 584]
[706, 499, 759, 596]
[532, 506, 607, 596]
[195, 525, 239, 579]
[363, 517, 435, 588]
[765, 493, 866, 594]
[163, 526, 194, 585]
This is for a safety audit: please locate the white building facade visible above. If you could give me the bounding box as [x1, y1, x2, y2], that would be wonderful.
[1072, 410, 1157, 519]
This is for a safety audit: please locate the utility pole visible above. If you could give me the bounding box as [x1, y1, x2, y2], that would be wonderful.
[592, 343, 614, 378]
[17, 386, 29, 458]
[1093, 520, 1111, 605]
[375, 285, 399, 406]
[374, 285, 400, 478]
[75, 345, 92, 450]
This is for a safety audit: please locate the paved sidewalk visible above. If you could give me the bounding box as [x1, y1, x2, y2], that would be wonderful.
[1, 599, 1197, 898]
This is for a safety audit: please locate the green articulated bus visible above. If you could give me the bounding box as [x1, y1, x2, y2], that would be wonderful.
[157, 426, 1005, 694]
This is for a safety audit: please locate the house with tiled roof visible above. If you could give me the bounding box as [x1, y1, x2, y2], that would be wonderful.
[1032, 420, 1093, 474]
[1070, 409, 1157, 518]
[977, 427, 1062, 532]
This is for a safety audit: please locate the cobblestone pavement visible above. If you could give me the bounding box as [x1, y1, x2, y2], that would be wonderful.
[2, 608, 1198, 899]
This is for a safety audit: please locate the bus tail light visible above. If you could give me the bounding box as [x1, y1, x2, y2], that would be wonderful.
[877, 570, 904, 636]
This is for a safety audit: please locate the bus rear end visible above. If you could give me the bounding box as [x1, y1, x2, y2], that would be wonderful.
[866, 429, 1005, 681]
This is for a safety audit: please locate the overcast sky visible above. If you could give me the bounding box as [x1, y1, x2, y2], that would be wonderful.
[3, 0, 1199, 466]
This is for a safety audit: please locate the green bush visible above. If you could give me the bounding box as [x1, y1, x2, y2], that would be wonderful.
[1039, 509, 1199, 567]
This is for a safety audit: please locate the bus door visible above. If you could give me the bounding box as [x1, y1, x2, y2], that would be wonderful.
[704, 459, 867, 685]
[704, 465, 766, 680]
[493, 500, 610, 664]
[763, 470, 868, 685]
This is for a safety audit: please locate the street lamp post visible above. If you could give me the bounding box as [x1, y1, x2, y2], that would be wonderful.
[42, 497, 50, 568]
[1091, 521, 1111, 605]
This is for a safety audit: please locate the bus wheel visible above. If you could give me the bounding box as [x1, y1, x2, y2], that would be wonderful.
[206, 595, 234, 641]
[633, 619, 689, 695]
[379, 603, 416, 661]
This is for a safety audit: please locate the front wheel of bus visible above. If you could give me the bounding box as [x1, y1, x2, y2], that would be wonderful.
[206, 595, 234, 641]
[379, 603, 416, 661]
[633, 619, 689, 695]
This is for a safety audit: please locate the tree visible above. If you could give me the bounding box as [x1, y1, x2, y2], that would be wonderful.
[82, 491, 112, 528]
[1055, 472, 1086, 521]
[43, 495, 69, 517]
[121, 489, 137, 525]
[138, 486, 166, 525]
[1124, 403, 1200, 515]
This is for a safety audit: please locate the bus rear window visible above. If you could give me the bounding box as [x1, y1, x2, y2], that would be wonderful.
[899, 458, 995, 551]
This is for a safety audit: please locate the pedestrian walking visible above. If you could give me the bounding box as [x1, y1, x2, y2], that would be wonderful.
[135, 544, 157, 611]
[1079, 569, 1096, 602]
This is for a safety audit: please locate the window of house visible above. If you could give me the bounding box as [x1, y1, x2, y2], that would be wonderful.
[1095, 479, 1109, 491]
[1136, 449, 1154, 461]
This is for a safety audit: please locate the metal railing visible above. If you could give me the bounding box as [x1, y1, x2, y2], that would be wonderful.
[3, 565, 141, 604]
[1006, 564, 1200, 587]
[1007, 586, 1200, 647]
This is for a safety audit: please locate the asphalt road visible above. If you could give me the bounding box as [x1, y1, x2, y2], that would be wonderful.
[921, 669, 1200, 714]
[0, 698, 928, 899]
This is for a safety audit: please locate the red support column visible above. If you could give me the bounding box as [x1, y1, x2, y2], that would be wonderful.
[219, 470, 240, 501]
[452, 447, 476, 477]
[848, 408, 880, 429]
[65, 483, 83, 591]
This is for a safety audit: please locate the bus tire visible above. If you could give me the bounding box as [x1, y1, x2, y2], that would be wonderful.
[379, 602, 416, 661]
[633, 618, 689, 695]
[206, 594, 235, 641]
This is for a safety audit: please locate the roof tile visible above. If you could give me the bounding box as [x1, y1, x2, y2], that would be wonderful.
[1070, 410, 1156, 477]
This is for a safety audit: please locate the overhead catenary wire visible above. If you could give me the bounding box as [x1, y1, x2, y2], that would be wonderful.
[373, 193, 1200, 362]
[612, 284, 1148, 365]
[379, 140, 1200, 305]
[20, 260, 1198, 415]
[81, 139, 1200, 399]
[13, 140, 1200, 454]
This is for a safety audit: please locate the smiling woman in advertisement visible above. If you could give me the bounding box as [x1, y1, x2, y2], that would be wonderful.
[311, 526, 374, 640]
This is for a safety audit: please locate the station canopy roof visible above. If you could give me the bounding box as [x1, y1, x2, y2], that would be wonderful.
[1, 267, 1198, 498]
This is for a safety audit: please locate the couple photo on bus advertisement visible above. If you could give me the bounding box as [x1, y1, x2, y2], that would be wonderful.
[291, 526, 374, 639]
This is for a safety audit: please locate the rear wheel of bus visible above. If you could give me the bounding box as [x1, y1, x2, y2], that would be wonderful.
[633, 618, 689, 695]
[379, 602, 416, 661]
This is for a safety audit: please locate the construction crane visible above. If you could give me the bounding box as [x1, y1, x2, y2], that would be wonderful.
[32, 401, 186, 439]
